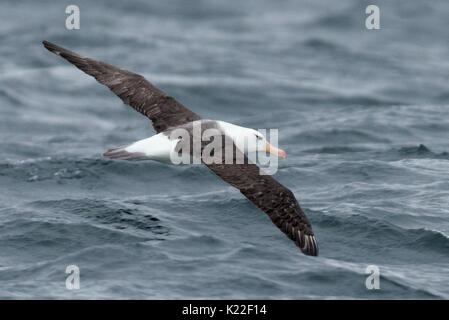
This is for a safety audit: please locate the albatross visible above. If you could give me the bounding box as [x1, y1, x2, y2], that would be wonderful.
[42, 40, 319, 256]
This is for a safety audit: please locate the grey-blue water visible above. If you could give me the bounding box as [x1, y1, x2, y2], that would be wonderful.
[1, 0, 448, 299]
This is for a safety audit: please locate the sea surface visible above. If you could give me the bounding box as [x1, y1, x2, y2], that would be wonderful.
[0, 0, 448, 299]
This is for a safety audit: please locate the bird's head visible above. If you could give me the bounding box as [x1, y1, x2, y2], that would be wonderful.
[218, 121, 287, 159]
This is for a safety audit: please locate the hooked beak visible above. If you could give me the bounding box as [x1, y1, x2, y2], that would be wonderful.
[265, 142, 287, 159]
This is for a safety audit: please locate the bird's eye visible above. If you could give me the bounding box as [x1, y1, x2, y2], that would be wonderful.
[254, 133, 263, 140]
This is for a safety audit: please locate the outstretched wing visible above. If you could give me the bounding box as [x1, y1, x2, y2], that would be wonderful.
[42, 40, 201, 133]
[205, 148, 318, 256]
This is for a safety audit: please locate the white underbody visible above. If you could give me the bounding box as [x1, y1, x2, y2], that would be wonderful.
[125, 133, 180, 163]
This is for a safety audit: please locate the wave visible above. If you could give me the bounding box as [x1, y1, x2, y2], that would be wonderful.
[290, 129, 391, 145]
[301, 144, 449, 161]
[313, 211, 449, 257]
[303, 146, 371, 154]
[0, 87, 25, 106]
[27, 198, 170, 238]
[395, 144, 449, 159]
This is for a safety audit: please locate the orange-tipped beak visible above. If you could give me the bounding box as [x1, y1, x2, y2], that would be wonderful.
[266, 142, 287, 159]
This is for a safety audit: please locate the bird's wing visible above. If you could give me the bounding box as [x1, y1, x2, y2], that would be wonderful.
[42, 41, 201, 133]
[205, 147, 318, 256]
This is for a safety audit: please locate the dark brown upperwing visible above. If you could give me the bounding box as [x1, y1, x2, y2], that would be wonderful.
[43, 41, 201, 133]
[205, 148, 318, 256]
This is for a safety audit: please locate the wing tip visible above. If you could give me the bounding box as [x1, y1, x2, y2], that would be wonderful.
[42, 40, 60, 55]
[296, 231, 319, 257]
[42, 40, 76, 59]
[302, 234, 319, 256]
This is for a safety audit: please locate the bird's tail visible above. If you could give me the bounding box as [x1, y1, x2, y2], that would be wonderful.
[103, 145, 145, 160]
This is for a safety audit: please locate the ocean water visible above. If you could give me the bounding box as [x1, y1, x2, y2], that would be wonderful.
[1, 0, 448, 299]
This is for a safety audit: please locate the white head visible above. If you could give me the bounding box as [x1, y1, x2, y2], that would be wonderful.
[217, 121, 287, 159]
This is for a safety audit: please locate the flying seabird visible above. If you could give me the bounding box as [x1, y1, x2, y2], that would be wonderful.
[42, 40, 319, 256]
